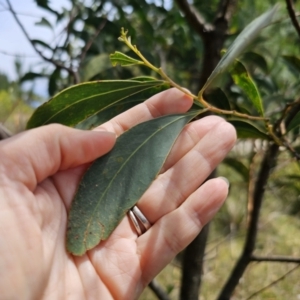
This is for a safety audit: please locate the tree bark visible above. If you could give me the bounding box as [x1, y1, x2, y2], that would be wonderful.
[148, 279, 171, 300]
[176, 0, 237, 299]
[217, 143, 279, 300]
[180, 223, 210, 300]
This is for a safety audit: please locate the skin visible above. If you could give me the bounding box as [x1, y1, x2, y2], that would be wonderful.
[0, 88, 236, 300]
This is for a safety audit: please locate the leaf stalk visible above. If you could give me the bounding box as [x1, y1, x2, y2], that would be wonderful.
[118, 28, 284, 144]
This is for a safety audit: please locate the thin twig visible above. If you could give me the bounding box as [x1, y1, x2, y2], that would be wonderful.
[79, 18, 107, 66]
[251, 255, 300, 263]
[0, 49, 37, 58]
[62, 7, 78, 49]
[215, 0, 237, 23]
[204, 233, 232, 256]
[218, 143, 280, 300]
[120, 30, 271, 125]
[245, 264, 300, 300]
[285, 0, 300, 39]
[148, 279, 171, 300]
[5, 0, 80, 83]
[59, 6, 79, 73]
[0, 8, 42, 18]
[51, 7, 78, 49]
[282, 139, 300, 160]
[275, 98, 300, 133]
[174, 0, 213, 37]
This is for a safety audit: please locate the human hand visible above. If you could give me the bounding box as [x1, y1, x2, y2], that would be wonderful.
[0, 88, 236, 300]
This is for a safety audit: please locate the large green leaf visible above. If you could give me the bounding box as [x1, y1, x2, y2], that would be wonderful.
[75, 80, 169, 129]
[75, 98, 140, 130]
[229, 119, 269, 139]
[200, 5, 278, 93]
[75, 82, 168, 129]
[27, 79, 169, 128]
[82, 54, 112, 82]
[230, 60, 264, 116]
[205, 88, 231, 110]
[241, 51, 268, 73]
[67, 110, 202, 255]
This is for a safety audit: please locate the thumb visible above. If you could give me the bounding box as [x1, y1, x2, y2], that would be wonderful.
[0, 124, 116, 191]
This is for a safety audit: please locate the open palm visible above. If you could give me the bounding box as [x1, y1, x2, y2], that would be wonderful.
[0, 89, 236, 300]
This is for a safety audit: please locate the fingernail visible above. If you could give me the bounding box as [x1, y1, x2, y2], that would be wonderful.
[93, 127, 107, 132]
[181, 87, 192, 94]
[94, 130, 117, 138]
[219, 176, 230, 187]
[181, 88, 193, 99]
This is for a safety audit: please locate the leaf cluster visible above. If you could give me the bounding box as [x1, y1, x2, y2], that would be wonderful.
[25, 4, 300, 257]
[0, 0, 295, 297]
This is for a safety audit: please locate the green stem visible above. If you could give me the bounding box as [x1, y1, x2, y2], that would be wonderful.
[120, 28, 159, 73]
[158, 68, 198, 100]
[119, 28, 283, 145]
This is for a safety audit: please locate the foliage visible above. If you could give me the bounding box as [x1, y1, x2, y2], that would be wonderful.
[67, 110, 201, 255]
[0, 73, 34, 134]
[26, 79, 169, 128]
[3, 0, 300, 299]
[26, 8, 282, 257]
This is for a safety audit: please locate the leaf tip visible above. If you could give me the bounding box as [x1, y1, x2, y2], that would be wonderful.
[109, 51, 144, 67]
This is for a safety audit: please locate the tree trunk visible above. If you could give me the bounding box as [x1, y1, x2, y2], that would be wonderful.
[180, 224, 210, 300]
[179, 14, 232, 300]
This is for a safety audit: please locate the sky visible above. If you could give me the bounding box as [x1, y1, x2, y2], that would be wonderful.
[0, 0, 69, 96]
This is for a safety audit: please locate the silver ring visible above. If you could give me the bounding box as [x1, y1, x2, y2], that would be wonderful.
[128, 205, 151, 236]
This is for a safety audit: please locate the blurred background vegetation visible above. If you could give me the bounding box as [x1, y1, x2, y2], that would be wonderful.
[0, 0, 300, 299]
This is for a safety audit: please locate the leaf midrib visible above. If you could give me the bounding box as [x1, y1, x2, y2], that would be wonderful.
[83, 113, 195, 245]
[42, 82, 163, 125]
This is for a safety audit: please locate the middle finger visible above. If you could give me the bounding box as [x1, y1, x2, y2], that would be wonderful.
[136, 117, 236, 224]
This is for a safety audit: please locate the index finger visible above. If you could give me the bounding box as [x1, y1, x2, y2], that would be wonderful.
[95, 88, 193, 136]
